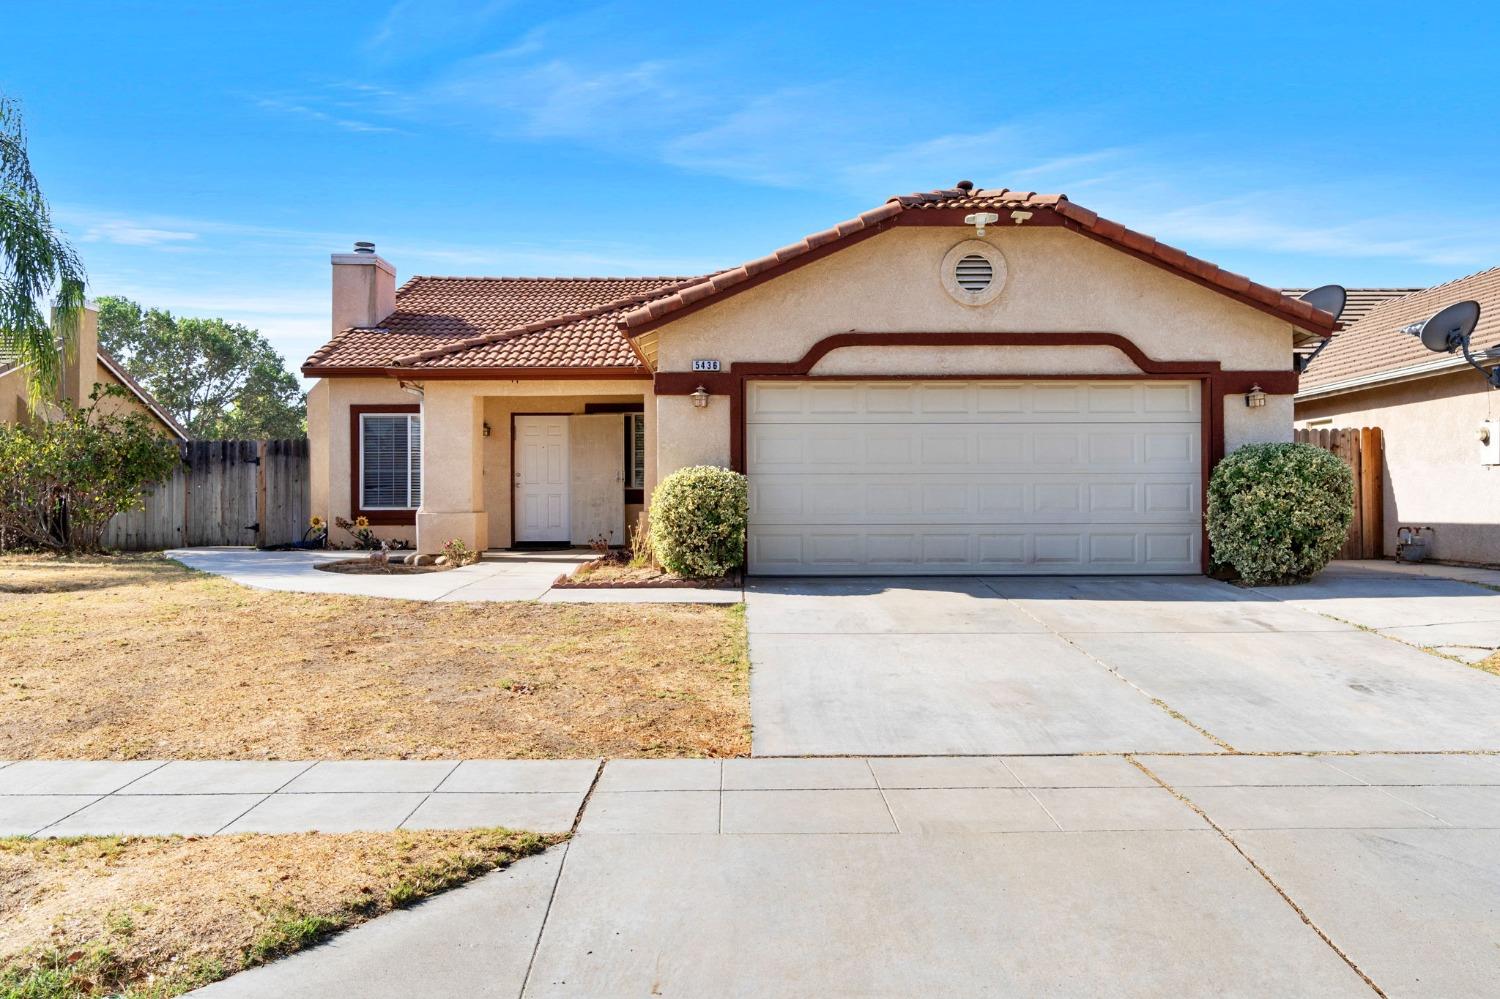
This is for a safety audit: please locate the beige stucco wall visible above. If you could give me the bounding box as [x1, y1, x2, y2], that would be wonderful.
[309, 375, 648, 551]
[1296, 372, 1500, 565]
[309, 376, 421, 547]
[649, 225, 1296, 480]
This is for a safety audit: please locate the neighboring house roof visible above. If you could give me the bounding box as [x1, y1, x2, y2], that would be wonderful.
[97, 348, 191, 440]
[1281, 287, 1423, 329]
[304, 275, 708, 375]
[0, 348, 189, 440]
[303, 181, 1337, 377]
[1297, 267, 1500, 399]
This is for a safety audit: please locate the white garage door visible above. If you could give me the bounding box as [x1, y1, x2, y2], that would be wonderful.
[746, 379, 1202, 575]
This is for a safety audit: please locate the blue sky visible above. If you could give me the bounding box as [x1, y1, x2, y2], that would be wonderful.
[6, 1, 1499, 377]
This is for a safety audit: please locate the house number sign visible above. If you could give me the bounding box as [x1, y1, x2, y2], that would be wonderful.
[692, 359, 721, 372]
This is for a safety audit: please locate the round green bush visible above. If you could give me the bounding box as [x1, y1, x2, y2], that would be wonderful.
[648, 465, 748, 577]
[1207, 442, 1354, 584]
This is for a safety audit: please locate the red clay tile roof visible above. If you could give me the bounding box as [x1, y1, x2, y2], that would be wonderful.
[1299, 268, 1500, 394]
[303, 276, 705, 373]
[619, 183, 1338, 336]
[305, 181, 1338, 376]
[1282, 288, 1422, 329]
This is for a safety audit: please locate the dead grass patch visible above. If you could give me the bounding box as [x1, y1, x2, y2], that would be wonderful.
[0, 828, 557, 998]
[0, 554, 749, 759]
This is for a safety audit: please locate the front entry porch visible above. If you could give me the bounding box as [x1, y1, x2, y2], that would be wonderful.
[414, 381, 652, 555]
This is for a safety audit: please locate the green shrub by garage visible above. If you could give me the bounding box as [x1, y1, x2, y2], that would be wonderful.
[1207, 442, 1354, 585]
[648, 465, 748, 577]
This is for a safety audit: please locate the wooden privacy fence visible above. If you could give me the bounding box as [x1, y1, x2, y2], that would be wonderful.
[103, 439, 310, 551]
[1294, 427, 1384, 559]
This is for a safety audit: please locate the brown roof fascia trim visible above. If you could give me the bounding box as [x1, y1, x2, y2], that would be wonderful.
[620, 202, 1334, 340]
[619, 219, 899, 338]
[303, 365, 651, 380]
[1050, 214, 1335, 337]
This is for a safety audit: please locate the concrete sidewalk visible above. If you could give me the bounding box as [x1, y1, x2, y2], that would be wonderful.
[167, 547, 742, 603]
[188, 752, 1500, 997]
[0, 759, 599, 837]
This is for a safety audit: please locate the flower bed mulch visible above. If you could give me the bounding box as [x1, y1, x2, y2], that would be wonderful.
[553, 556, 740, 589]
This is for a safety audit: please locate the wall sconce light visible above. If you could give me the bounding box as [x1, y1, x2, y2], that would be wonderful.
[691, 385, 710, 409]
[481, 422, 491, 437]
[1245, 384, 1267, 408]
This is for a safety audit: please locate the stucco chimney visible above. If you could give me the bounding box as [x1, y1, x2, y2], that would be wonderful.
[61, 302, 99, 407]
[331, 241, 396, 335]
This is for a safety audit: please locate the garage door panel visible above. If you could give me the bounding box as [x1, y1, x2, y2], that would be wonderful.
[747, 381, 1201, 424]
[750, 474, 1201, 525]
[746, 379, 1201, 575]
[748, 526, 1202, 574]
[747, 423, 1200, 474]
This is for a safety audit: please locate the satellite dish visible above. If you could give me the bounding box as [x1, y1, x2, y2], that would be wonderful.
[1298, 285, 1347, 322]
[1403, 300, 1482, 353]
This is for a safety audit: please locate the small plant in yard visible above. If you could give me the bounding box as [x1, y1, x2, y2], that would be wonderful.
[441, 537, 477, 566]
[588, 533, 612, 556]
[1207, 442, 1354, 585]
[649, 466, 748, 577]
[335, 515, 378, 549]
[628, 511, 654, 568]
[0, 387, 180, 553]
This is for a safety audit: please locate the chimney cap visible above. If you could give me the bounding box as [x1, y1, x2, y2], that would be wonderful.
[353, 241, 376, 254]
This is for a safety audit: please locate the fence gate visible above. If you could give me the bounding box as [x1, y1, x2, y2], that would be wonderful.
[103, 439, 310, 551]
[1293, 427, 1384, 559]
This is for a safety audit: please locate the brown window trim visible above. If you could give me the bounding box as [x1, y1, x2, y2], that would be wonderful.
[350, 403, 420, 526]
[583, 402, 645, 414]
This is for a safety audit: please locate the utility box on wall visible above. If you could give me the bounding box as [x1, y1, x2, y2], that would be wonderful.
[1481, 419, 1500, 466]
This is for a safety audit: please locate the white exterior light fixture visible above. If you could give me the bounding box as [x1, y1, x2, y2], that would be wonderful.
[691, 385, 710, 409]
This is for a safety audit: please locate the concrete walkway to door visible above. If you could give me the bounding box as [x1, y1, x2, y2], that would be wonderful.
[747, 563, 1500, 756]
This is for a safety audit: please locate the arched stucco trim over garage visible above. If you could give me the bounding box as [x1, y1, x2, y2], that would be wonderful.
[653, 328, 1300, 572]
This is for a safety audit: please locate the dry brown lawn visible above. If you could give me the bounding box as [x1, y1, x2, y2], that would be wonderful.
[0, 828, 558, 998]
[0, 554, 749, 760]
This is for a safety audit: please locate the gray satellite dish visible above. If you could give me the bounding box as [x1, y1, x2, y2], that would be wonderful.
[1399, 299, 1498, 389]
[1402, 300, 1481, 353]
[1298, 284, 1347, 321]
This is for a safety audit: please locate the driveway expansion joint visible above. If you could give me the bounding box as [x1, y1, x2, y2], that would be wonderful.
[1126, 754, 1389, 998]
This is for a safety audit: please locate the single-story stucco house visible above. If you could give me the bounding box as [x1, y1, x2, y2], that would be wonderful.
[302, 181, 1338, 575]
[0, 302, 187, 440]
[1295, 268, 1500, 565]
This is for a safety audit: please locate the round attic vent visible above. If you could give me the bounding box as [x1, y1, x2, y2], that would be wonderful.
[940, 240, 1007, 306]
[955, 253, 993, 292]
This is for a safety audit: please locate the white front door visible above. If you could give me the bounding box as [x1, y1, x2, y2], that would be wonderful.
[514, 415, 570, 543]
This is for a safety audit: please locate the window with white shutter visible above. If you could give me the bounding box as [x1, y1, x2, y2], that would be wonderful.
[360, 413, 422, 509]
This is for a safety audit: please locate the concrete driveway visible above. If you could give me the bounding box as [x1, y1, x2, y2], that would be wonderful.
[748, 565, 1500, 756]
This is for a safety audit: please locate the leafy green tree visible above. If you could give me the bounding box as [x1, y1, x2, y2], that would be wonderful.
[0, 96, 86, 404]
[0, 386, 181, 552]
[96, 296, 306, 438]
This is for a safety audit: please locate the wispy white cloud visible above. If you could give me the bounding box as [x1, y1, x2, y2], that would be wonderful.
[253, 96, 401, 134]
[364, 0, 514, 59]
[78, 220, 198, 247]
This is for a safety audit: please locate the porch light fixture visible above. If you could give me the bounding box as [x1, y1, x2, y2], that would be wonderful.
[482, 422, 491, 438]
[691, 385, 710, 409]
[1245, 384, 1267, 408]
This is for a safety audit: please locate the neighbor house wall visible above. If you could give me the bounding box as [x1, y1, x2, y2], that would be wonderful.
[1296, 372, 1500, 565]
[648, 225, 1296, 480]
